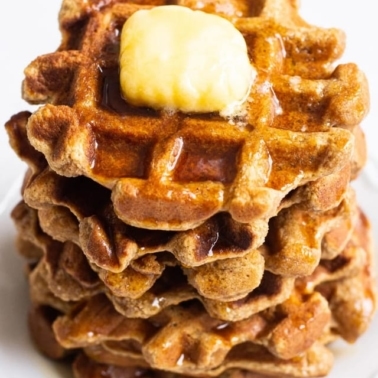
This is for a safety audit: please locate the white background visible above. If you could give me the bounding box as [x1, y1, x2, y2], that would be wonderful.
[0, 1, 377, 378]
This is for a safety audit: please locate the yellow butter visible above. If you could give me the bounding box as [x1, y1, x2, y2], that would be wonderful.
[119, 5, 255, 115]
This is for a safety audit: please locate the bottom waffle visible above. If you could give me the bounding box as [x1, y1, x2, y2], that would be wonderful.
[71, 353, 334, 378]
[71, 345, 333, 378]
[22, 210, 376, 378]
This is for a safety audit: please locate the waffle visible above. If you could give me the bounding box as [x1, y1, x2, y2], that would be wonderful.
[312, 211, 377, 343]
[6, 111, 364, 306]
[14, 136, 362, 271]
[50, 294, 332, 375]
[8, 114, 359, 267]
[5, 108, 367, 217]
[12, 199, 294, 320]
[20, 0, 368, 232]
[24, 164, 359, 267]
[12, 173, 359, 316]
[23, 209, 374, 378]
[71, 352, 329, 378]
[16, 195, 372, 326]
[4, 0, 375, 377]
[71, 349, 333, 378]
[107, 201, 365, 322]
[5, 110, 365, 297]
[12, 177, 361, 329]
[5, 112, 357, 305]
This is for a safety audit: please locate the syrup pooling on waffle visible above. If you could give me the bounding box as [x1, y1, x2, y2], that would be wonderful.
[21, 0, 367, 231]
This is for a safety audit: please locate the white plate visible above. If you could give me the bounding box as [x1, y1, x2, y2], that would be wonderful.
[0, 1, 377, 378]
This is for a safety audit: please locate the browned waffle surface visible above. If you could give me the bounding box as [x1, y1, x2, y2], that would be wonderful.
[19, 0, 368, 231]
[12, 179, 359, 317]
[4, 1, 375, 377]
[22, 207, 375, 378]
[13, 200, 294, 320]
[20, 164, 358, 274]
[313, 211, 377, 343]
[72, 349, 332, 378]
[5, 109, 367, 217]
[5, 110, 364, 292]
[50, 293, 332, 376]
[72, 352, 303, 378]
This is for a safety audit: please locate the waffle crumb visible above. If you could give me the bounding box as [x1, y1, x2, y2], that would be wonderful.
[119, 5, 255, 115]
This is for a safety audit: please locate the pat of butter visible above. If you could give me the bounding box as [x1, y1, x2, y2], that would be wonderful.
[119, 5, 255, 115]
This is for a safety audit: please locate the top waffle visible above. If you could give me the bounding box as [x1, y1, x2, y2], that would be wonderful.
[22, 0, 369, 230]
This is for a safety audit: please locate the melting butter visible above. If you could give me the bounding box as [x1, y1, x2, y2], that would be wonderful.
[120, 5, 255, 115]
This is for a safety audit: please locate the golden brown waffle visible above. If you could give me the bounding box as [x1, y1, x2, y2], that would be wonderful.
[4, 2, 375, 378]
[51, 297, 334, 378]
[6, 109, 367, 218]
[19, 201, 373, 330]
[107, 207, 367, 322]
[12, 201, 103, 301]
[71, 350, 334, 378]
[71, 352, 327, 378]
[7, 122, 361, 276]
[312, 211, 377, 343]
[13, 201, 294, 321]
[29, 278, 334, 378]
[5, 110, 365, 306]
[12, 178, 359, 317]
[9, 114, 357, 260]
[23, 209, 375, 378]
[109, 269, 295, 322]
[20, 0, 368, 232]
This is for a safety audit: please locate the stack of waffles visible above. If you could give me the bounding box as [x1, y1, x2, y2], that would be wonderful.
[5, 0, 377, 377]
